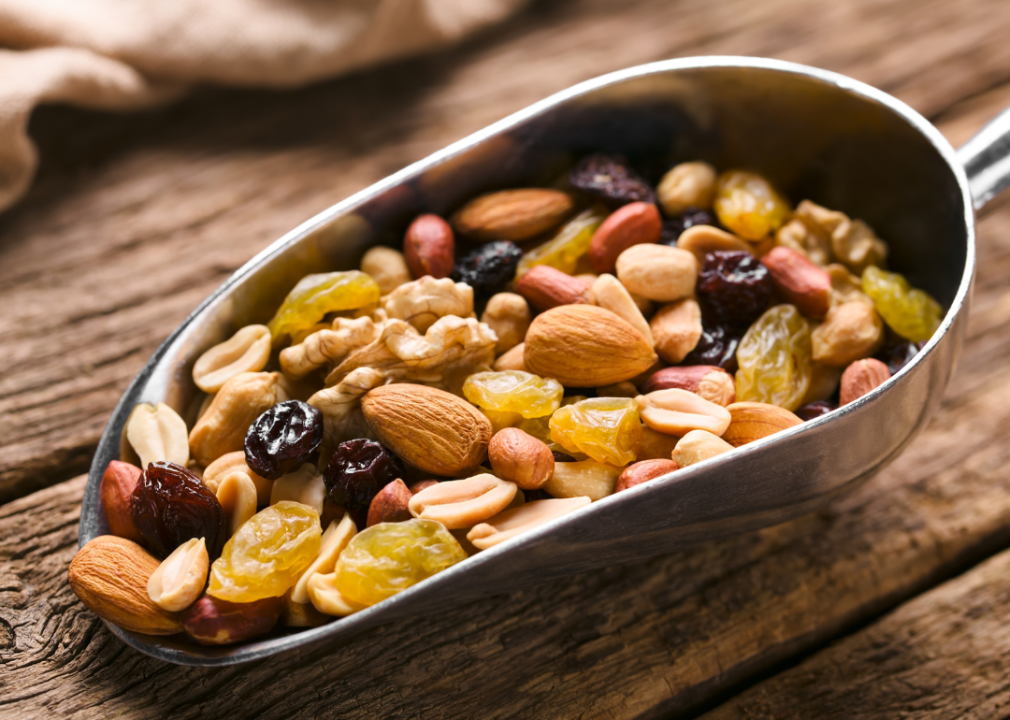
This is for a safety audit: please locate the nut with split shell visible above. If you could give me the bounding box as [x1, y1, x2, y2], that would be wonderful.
[125, 401, 189, 470]
[407, 473, 517, 529]
[488, 428, 555, 491]
[635, 388, 732, 437]
[467, 497, 591, 550]
[147, 537, 210, 612]
[182, 594, 284, 646]
[191, 324, 271, 393]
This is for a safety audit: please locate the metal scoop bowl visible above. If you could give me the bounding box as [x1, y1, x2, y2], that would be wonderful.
[80, 57, 1010, 665]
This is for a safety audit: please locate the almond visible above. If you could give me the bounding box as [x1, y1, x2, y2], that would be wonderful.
[722, 401, 803, 447]
[643, 366, 736, 406]
[588, 201, 662, 273]
[760, 246, 832, 318]
[615, 459, 679, 493]
[404, 214, 454, 279]
[515, 265, 593, 311]
[524, 305, 657, 387]
[452, 189, 575, 242]
[361, 384, 493, 476]
[68, 535, 183, 635]
[488, 427, 555, 490]
[100, 460, 145, 543]
[840, 358, 891, 405]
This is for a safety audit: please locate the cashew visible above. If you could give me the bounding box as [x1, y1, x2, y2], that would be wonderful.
[192, 325, 271, 393]
[126, 402, 189, 470]
[480, 292, 531, 355]
[147, 538, 209, 612]
[407, 473, 517, 529]
[188, 372, 280, 467]
[467, 497, 591, 550]
[656, 161, 717, 216]
[361, 246, 412, 295]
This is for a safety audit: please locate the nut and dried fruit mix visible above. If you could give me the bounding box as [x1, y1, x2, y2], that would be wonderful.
[70, 155, 943, 645]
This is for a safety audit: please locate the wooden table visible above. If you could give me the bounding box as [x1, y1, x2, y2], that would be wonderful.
[3, 0, 1010, 717]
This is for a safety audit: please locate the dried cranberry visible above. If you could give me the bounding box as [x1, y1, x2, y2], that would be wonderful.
[681, 321, 741, 373]
[451, 240, 523, 301]
[796, 400, 837, 421]
[877, 338, 925, 376]
[324, 439, 404, 525]
[696, 251, 773, 330]
[244, 401, 323, 481]
[569, 153, 655, 206]
[659, 208, 715, 245]
[131, 461, 227, 560]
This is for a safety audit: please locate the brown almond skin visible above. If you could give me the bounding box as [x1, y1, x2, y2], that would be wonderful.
[515, 265, 593, 311]
[588, 202, 662, 273]
[722, 402, 803, 447]
[366, 479, 413, 527]
[760, 246, 832, 318]
[404, 214, 454, 279]
[643, 366, 736, 406]
[840, 358, 891, 405]
[452, 189, 575, 242]
[183, 595, 284, 646]
[68, 535, 183, 635]
[100, 460, 145, 542]
[361, 384, 493, 477]
[615, 459, 680, 493]
[524, 305, 657, 387]
[488, 428, 555, 490]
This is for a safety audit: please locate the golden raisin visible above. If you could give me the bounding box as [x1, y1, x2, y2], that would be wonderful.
[735, 304, 813, 411]
[267, 271, 379, 346]
[549, 397, 641, 466]
[463, 370, 563, 419]
[861, 266, 942, 342]
[714, 170, 791, 240]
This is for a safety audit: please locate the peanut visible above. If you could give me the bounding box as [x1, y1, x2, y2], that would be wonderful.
[672, 430, 734, 467]
[656, 161, 717, 216]
[650, 299, 703, 364]
[361, 246, 412, 294]
[635, 388, 731, 437]
[126, 402, 190, 470]
[467, 497, 590, 550]
[408, 473, 517, 529]
[591, 273, 653, 346]
[192, 325, 271, 393]
[546, 460, 621, 501]
[615, 244, 698, 302]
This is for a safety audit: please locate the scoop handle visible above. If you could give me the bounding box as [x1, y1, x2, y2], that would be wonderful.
[958, 105, 1010, 211]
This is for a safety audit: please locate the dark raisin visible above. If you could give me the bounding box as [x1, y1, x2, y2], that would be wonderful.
[524, 488, 554, 502]
[659, 208, 715, 245]
[877, 338, 925, 376]
[131, 461, 227, 560]
[451, 240, 523, 301]
[244, 401, 323, 481]
[324, 439, 404, 526]
[569, 153, 655, 206]
[796, 400, 837, 421]
[551, 451, 577, 463]
[695, 251, 773, 330]
[681, 321, 742, 373]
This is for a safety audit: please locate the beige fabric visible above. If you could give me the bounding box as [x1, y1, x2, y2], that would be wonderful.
[0, 0, 527, 211]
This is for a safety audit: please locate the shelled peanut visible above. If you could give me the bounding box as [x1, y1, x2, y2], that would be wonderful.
[71, 151, 943, 647]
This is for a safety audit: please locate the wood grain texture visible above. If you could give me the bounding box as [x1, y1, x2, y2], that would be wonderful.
[4, 0, 1010, 717]
[702, 549, 1010, 720]
[3, 0, 1010, 501]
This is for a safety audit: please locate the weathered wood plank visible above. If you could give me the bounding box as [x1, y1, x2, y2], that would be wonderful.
[1, 145, 1009, 715]
[3, 0, 1010, 501]
[701, 550, 1010, 720]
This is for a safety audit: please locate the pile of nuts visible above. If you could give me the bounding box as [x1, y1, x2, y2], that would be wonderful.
[70, 154, 942, 646]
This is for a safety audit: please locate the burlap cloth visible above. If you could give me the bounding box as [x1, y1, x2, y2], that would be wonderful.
[0, 0, 528, 212]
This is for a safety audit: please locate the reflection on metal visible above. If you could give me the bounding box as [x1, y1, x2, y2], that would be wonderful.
[82, 57, 1007, 666]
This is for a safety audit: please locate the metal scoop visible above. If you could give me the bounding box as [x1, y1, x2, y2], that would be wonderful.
[80, 57, 1010, 665]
